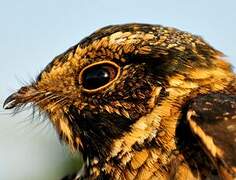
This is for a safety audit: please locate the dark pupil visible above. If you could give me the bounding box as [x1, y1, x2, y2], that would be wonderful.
[83, 67, 110, 89]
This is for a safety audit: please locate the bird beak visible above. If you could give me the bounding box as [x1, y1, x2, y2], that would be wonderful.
[3, 86, 35, 109]
[3, 92, 19, 109]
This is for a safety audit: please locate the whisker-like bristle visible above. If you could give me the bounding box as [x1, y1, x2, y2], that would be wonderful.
[48, 96, 68, 110]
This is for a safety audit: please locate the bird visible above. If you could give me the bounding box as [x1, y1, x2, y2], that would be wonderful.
[3, 23, 236, 180]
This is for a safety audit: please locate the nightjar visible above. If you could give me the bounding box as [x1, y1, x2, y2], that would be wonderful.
[3, 23, 236, 179]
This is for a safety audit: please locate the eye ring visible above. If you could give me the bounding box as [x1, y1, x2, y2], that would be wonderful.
[79, 61, 120, 93]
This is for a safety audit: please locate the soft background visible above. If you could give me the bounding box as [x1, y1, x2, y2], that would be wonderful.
[0, 0, 236, 179]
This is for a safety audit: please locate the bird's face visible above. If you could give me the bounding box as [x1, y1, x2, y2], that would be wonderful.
[3, 23, 223, 160]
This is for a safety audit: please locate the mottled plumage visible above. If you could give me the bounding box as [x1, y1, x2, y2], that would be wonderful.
[3, 23, 236, 179]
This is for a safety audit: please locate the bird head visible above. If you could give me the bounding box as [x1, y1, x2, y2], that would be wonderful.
[3, 23, 232, 164]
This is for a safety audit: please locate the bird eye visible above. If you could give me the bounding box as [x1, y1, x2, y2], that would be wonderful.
[79, 61, 120, 92]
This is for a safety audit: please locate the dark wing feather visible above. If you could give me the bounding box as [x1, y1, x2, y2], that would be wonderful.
[187, 93, 236, 178]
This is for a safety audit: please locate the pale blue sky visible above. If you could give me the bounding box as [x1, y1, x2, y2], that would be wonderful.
[0, 0, 236, 179]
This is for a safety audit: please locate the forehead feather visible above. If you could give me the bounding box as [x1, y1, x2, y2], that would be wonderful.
[38, 23, 223, 82]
